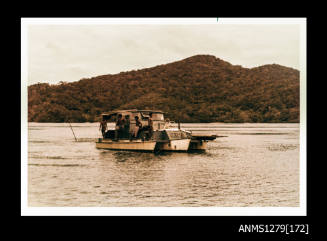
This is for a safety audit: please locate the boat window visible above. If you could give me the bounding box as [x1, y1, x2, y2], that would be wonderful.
[102, 115, 110, 121]
[152, 113, 164, 121]
[140, 113, 149, 120]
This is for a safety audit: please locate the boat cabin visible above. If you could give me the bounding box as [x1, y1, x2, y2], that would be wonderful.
[101, 109, 167, 131]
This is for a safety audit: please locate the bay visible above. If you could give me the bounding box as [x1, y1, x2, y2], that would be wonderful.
[27, 122, 299, 207]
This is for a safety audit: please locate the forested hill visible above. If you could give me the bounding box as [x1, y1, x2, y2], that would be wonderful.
[28, 55, 299, 123]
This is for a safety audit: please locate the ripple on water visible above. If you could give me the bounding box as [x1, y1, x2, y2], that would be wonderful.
[28, 123, 300, 207]
[267, 144, 298, 151]
[29, 163, 87, 167]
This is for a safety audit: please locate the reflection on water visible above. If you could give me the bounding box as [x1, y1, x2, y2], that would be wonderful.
[27, 123, 300, 207]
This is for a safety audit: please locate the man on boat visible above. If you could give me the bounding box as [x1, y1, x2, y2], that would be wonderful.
[165, 118, 170, 129]
[148, 112, 154, 139]
[124, 115, 131, 139]
[99, 118, 107, 138]
[114, 114, 125, 140]
[132, 116, 142, 139]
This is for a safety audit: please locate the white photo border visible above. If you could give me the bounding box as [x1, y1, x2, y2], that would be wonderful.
[21, 17, 307, 216]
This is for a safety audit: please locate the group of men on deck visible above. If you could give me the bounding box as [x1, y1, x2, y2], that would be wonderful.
[99, 113, 153, 140]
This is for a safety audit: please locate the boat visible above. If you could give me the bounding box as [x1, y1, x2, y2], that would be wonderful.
[95, 109, 216, 152]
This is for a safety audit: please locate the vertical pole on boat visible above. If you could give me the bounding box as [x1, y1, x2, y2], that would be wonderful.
[68, 120, 77, 142]
[178, 120, 180, 130]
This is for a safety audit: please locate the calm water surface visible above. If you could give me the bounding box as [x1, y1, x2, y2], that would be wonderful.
[28, 123, 299, 207]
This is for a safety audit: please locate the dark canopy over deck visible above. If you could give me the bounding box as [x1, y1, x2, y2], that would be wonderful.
[101, 109, 164, 121]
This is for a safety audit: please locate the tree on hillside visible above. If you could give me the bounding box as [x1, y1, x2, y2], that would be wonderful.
[28, 55, 300, 123]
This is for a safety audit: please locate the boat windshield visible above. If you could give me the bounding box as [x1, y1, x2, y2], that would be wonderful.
[139, 112, 164, 121]
[151, 113, 164, 121]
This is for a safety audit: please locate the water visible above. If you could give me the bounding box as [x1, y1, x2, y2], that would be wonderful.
[27, 123, 299, 207]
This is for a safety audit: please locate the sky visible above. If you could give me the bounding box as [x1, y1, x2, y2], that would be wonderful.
[27, 24, 300, 85]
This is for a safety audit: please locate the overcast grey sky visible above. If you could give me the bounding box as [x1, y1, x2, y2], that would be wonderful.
[28, 24, 300, 85]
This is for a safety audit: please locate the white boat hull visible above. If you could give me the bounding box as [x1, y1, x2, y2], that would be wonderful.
[156, 139, 191, 151]
[96, 138, 209, 152]
[96, 139, 156, 151]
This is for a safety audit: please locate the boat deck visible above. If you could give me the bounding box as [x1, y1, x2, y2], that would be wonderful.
[191, 134, 217, 140]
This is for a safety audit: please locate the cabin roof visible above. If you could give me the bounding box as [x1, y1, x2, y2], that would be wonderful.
[101, 109, 164, 116]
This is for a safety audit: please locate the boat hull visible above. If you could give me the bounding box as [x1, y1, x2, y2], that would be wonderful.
[156, 139, 191, 151]
[96, 137, 210, 152]
[189, 140, 208, 150]
[96, 139, 156, 151]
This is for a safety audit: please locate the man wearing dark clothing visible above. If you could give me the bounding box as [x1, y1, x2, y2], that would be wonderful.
[124, 115, 130, 138]
[132, 116, 142, 139]
[114, 114, 125, 140]
[99, 118, 107, 138]
[148, 113, 154, 139]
